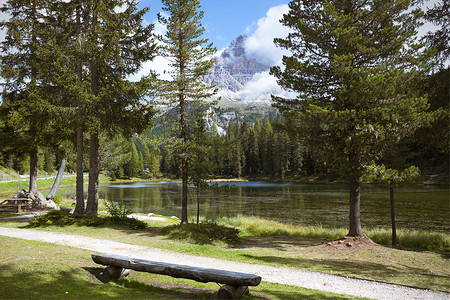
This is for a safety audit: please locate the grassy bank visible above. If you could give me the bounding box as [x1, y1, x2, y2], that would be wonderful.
[1, 212, 448, 292]
[0, 236, 358, 299]
[0, 175, 175, 197]
[219, 215, 450, 254]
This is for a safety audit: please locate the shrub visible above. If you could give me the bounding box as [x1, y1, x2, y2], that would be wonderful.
[26, 210, 146, 230]
[105, 199, 129, 219]
[161, 222, 240, 245]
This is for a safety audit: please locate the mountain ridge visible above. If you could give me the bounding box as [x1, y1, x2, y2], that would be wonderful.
[204, 35, 271, 93]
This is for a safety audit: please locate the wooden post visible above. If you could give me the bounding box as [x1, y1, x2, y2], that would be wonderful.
[218, 285, 249, 299]
[103, 266, 130, 279]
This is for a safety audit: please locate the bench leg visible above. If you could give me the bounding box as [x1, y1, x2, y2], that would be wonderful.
[103, 266, 130, 279]
[218, 285, 249, 299]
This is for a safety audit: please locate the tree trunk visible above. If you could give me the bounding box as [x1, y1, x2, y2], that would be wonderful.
[74, 2, 85, 215]
[347, 176, 365, 237]
[181, 159, 188, 224]
[46, 158, 66, 200]
[86, 7, 99, 217]
[196, 186, 200, 224]
[390, 185, 397, 246]
[74, 126, 85, 215]
[28, 149, 38, 195]
[179, 65, 188, 224]
[86, 131, 99, 216]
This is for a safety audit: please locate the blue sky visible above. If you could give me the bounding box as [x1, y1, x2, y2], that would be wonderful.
[139, 0, 290, 50]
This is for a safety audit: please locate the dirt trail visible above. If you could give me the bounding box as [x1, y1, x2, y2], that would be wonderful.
[0, 226, 448, 300]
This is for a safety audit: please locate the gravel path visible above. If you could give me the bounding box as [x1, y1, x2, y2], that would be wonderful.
[0, 226, 448, 300]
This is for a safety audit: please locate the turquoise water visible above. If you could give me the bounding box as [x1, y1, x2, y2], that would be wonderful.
[91, 181, 449, 232]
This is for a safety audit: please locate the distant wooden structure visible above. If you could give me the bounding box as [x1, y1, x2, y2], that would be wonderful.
[0, 199, 31, 212]
[92, 253, 262, 299]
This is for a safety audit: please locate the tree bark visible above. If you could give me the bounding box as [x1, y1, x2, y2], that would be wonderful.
[74, 2, 85, 215]
[196, 186, 200, 224]
[28, 149, 38, 195]
[86, 6, 99, 216]
[390, 185, 397, 246]
[179, 45, 188, 224]
[347, 176, 365, 237]
[74, 126, 85, 215]
[86, 131, 99, 216]
[46, 158, 66, 200]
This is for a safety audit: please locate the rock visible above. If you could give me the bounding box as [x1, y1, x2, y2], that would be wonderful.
[33, 191, 46, 208]
[43, 200, 58, 210]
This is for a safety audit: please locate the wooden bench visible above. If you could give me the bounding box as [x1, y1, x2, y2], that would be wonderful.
[91, 253, 262, 299]
[0, 199, 31, 212]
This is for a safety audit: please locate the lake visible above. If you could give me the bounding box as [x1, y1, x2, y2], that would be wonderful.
[82, 181, 449, 233]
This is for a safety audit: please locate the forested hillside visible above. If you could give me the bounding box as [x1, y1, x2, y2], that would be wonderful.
[3, 68, 446, 184]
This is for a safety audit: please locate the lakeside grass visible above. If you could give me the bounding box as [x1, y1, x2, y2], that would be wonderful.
[0, 236, 360, 299]
[1, 212, 448, 292]
[218, 215, 450, 254]
[0, 174, 175, 197]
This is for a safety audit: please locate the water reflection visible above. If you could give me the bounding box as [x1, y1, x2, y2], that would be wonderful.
[60, 181, 448, 232]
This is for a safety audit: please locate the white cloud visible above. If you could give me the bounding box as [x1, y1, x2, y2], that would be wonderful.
[244, 4, 292, 66]
[0, 0, 9, 43]
[153, 12, 168, 37]
[129, 12, 173, 82]
[239, 71, 297, 101]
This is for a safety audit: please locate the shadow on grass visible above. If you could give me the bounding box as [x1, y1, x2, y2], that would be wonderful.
[250, 287, 354, 300]
[236, 236, 326, 251]
[0, 262, 216, 299]
[240, 253, 449, 284]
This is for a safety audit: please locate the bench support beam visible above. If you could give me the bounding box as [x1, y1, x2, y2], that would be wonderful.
[218, 285, 249, 299]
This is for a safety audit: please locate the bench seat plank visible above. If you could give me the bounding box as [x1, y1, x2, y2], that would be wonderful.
[92, 253, 261, 287]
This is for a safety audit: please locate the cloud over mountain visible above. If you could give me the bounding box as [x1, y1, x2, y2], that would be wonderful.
[244, 4, 291, 66]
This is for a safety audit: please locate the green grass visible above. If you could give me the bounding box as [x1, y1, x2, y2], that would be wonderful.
[0, 236, 358, 299]
[0, 176, 82, 196]
[365, 227, 450, 254]
[1, 213, 448, 291]
[217, 215, 450, 254]
[0, 174, 175, 196]
[219, 215, 348, 240]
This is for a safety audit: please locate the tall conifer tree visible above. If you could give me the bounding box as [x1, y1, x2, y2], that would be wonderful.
[83, 0, 157, 215]
[271, 0, 439, 236]
[157, 0, 217, 224]
[0, 0, 53, 199]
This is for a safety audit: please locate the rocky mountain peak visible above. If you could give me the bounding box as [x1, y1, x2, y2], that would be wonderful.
[223, 34, 247, 59]
[204, 35, 270, 92]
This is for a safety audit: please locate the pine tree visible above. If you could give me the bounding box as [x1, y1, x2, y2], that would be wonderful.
[148, 151, 160, 176]
[124, 142, 139, 178]
[141, 143, 151, 169]
[80, 1, 156, 215]
[157, 0, 217, 224]
[0, 0, 53, 198]
[260, 118, 274, 176]
[271, 0, 440, 236]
